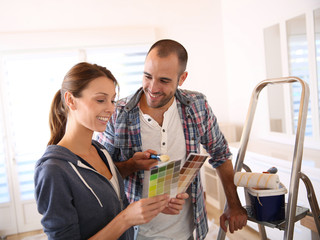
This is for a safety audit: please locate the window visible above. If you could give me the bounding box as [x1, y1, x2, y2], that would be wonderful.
[2, 51, 79, 200]
[0, 44, 148, 202]
[264, 8, 320, 145]
[86, 44, 148, 98]
[286, 15, 313, 137]
[315, 9, 320, 128]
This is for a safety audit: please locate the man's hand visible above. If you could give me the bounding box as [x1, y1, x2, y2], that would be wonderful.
[220, 206, 247, 233]
[215, 160, 248, 233]
[115, 149, 159, 178]
[130, 150, 159, 171]
[162, 193, 189, 215]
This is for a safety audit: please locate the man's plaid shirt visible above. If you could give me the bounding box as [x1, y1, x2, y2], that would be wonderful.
[96, 88, 232, 240]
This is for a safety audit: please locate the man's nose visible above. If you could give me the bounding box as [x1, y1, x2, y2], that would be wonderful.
[149, 79, 159, 92]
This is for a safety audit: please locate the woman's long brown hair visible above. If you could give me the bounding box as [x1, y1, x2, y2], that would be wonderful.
[48, 62, 118, 145]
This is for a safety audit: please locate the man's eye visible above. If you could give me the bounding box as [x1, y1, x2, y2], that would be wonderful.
[161, 80, 169, 84]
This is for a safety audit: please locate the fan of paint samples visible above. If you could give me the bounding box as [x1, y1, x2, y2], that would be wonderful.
[177, 153, 208, 193]
[142, 159, 182, 198]
[142, 153, 208, 198]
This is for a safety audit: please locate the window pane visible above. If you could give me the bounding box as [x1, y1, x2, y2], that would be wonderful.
[2, 51, 78, 200]
[286, 15, 313, 136]
[0, 112, 10, 203]
[315, 8, 320, 134]
[86, 44, 149, 98]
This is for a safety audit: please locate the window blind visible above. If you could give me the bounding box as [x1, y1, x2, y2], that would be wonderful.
[0, 44, 148, 202]
[288, 35, 313, 136]
[0, 114, 10, 203]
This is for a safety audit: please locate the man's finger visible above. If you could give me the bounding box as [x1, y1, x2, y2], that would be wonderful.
[228, 219, 235, 233]
[220, 215, 228, 232]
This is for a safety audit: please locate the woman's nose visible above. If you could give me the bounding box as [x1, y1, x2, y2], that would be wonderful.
[105, 103, 115, 112]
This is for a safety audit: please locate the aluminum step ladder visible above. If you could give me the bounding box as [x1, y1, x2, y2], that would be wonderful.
[217, 77, 320, 240]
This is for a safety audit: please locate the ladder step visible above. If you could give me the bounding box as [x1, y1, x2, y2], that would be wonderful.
[245, 204, 309, 230]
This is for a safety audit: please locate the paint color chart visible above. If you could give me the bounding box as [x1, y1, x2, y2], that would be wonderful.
[143, 160, 182, 198]
[177, 154, 208, 193]
[142, 153, 208, 198]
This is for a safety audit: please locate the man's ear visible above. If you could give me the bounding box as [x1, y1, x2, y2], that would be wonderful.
[178, 71, 188, 87]
[64, 91, 77, 110]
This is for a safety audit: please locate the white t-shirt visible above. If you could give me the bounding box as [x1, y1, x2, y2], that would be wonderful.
[101, 149, 121, 200]
[137, 98, 194, 240]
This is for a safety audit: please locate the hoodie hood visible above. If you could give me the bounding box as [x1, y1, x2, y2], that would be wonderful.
[36, 144, 78, 168]
[36, 140, 105, 167]
[35, 140, 121, 209]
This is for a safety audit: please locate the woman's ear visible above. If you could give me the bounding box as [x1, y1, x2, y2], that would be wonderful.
[64, 91, 77, 110]
[178, 71, 188, 87]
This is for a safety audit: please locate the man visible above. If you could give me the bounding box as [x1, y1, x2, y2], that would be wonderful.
[96, 39, 247, 240]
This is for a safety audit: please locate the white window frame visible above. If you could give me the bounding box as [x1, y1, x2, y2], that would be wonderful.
[263, 9, 320, 150]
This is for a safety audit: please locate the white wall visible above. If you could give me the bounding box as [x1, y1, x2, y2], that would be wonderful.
[1, 0, 319, 135]
[0, 0, 229, 121]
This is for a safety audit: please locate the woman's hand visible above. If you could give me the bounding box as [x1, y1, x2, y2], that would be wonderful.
[89, 194, 169, 240]
[122, 194, 170, 226]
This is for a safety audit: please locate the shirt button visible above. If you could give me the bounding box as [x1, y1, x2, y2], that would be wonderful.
[148, 118, 151, 122]
[162, 142, 166, 146]
[162, 129, 165, 132]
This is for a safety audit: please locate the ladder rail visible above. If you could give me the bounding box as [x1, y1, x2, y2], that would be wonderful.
[217, 77, 310, 240]
[283, 77, 309, 240]
[299, 172, 320, 234]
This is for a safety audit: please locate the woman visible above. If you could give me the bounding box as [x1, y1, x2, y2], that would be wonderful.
[34, 62, 169, 240]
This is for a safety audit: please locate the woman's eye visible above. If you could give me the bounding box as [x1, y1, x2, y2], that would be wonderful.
[97, 99, 105, 103]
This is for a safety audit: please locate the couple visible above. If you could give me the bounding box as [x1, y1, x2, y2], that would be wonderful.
[34, 39, 247, 240]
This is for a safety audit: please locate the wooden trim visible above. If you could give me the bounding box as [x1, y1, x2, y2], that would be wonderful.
[300, 215, 317, 233]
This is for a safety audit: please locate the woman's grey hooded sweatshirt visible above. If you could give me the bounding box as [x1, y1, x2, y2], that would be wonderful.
[34, 140, 134, 240]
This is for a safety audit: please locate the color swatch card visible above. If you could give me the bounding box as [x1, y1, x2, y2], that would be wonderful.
[177, 153, 208, 193]
[142, 160, 182, 198]
[142, 153, 208, 198]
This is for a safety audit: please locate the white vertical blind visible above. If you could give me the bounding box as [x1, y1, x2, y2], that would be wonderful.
[315, 10, 320, 128]
[287, 34, 313, 136]
[317, 34, 320, 123]
[86, 44, 148, 98]
[0, 113, 10, 203]
[2, 51, 78, 200]
[286, 14, 314, 137]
